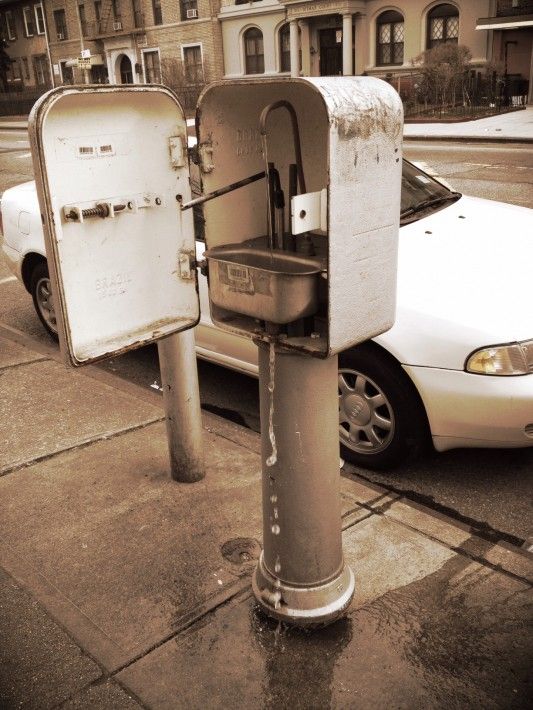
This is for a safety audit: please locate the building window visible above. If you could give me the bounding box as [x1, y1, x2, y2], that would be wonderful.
[181, 1, 198, 21]
[244, 27, 264, 75]
[376, 10, 404, 66]
[279, 24, 290, 73]
[143, 49, 161, 83]
[60, 61, 74, 84]
[22, 56, 30, 80]
[35, 4, 45, 35]
[33, 54, 50, 85]
[152, 0, 163, 25]
[5, 11, 17, 41]
[10, 59, 21, 82]
[54, 9, 68, 40]
[23, 7, 35, 37]
[183, 45, 203, 83]
[79, 4, 87, 36]
[132, 0, 143, 28]
[427, 4, 459, 49]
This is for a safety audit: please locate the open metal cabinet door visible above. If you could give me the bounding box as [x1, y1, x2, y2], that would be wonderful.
[29, 85, 199, 366]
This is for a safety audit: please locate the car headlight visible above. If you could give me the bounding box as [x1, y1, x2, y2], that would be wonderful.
[466, 340, 533, 376]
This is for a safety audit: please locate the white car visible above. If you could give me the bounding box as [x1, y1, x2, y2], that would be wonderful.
[2, 161, 533, 470]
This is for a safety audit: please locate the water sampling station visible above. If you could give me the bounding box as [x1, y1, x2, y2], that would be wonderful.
[29, 76, 403, 627]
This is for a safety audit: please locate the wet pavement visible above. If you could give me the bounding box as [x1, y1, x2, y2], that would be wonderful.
[1, 331, 532, 709]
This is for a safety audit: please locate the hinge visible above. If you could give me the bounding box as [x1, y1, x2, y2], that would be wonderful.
[199, 142, 214, 174]
[178, 250, 196, 280]
[169, 136, 186, 168]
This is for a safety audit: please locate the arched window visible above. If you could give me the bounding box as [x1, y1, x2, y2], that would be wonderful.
[279, 24, 290, 73]
[376, 10, 404, 66]
[244, 28, 264, 75]
[427, 4, 459, 49]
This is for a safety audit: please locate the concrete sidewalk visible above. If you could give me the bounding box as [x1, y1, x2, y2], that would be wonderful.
[1, 327, 532, 709]
[2, 106, 533, 142]
[404, 105, 533, 142]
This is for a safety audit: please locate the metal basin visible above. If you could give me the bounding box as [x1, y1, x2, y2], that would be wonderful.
[205, 245, 324, 324]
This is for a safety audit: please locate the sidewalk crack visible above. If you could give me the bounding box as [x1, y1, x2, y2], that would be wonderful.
[0, 417, 165, 477]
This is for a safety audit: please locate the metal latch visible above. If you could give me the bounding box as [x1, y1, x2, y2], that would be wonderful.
[178, 250, 196, 280]
[63, 193, 164, 223]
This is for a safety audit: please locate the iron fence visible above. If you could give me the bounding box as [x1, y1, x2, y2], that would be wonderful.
[0, 86, 50, 116]
[496, 0, 533, 17]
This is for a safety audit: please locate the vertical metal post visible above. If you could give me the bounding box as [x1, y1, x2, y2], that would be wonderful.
[252, 342, 355, 626]
[74, 3, 91, 84]
[157, 330, 205, 483]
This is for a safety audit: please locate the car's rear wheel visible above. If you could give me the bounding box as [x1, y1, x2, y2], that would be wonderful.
[338, 344, 428, 469]
[30, 261, 58, 340]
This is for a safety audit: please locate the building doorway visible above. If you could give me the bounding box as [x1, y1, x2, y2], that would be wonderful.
[119, 55, 134, 84]
[319, 28, 342, 76]
[90, 64, 108, 84]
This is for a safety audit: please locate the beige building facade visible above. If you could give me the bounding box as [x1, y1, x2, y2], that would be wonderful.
[219, 1, 493, 79]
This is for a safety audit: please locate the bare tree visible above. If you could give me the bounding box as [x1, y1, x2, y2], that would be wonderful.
[412, 43, 472, 109]
[160, 57, 207, 112]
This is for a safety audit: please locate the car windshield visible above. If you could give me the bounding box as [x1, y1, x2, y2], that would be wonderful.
[401, 159, 460, 223]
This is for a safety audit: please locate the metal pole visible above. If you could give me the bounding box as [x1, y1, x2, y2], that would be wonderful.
[74, 3, 90, 84]
[157, 330, 205, 483]
[41, 2, 56, 88]
[252, 342, 355, 626]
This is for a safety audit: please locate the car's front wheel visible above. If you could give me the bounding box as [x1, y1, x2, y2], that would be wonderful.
[338, 344, 428, 469]
[30, 261, 58, 340]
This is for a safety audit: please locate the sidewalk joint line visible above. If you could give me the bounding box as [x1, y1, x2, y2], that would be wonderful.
[0, 417, 164, 477]
[450, 544, 533, 587]
[346, 470, 526, 549]
[0, 356, 49, 372]
[342, 510, 374, 531]
[109, 583, 252, 677]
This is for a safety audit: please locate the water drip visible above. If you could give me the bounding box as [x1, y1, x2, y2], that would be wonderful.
[266, 341, 277, 467]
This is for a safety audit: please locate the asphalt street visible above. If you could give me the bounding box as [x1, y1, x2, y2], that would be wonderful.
[403, 140, 533, 208]
[1, 128, 532, 547]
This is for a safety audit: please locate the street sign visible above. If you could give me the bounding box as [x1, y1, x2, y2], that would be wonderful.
[77, 57, 91, 69]
[81, 48, 91, 59]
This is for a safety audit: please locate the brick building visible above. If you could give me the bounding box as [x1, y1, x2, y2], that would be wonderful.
[0, 1, 50, 90]
[43, 0, 224, 107]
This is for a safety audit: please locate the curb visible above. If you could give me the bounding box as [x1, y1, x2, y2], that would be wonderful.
[2, 121, 532, 144]
[403, 134, 533, 143]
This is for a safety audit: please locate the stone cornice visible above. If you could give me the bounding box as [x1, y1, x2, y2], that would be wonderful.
[283, 0, 366, 20]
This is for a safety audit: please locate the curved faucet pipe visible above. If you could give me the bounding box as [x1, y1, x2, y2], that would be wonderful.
[259, 100, 307, 249]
